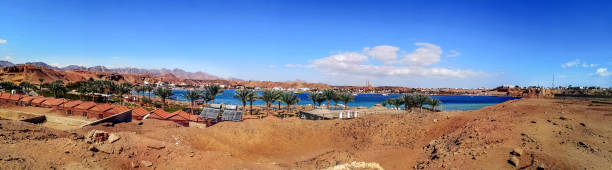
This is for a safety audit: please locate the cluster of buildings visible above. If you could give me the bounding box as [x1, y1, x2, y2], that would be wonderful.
[0, 92, 209, 127]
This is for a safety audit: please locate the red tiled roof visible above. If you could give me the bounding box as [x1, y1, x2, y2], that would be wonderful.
[75, 102, 96, 110]
[0, 93, 11, 99]
[43, 98, 67, 106]
[62, 100, 83, 108]
[8, 94, 23, 101]
[167, 110, 190, 121]
[90, 103, 113, 112]
[149, 108, 172, 119]
[19, 96, 40, 102]
[31, 97, 50, 104]
[104, 105, 131, 115]
[131, 107, 151, 117]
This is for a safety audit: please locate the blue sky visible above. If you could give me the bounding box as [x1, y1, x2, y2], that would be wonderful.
[0, 0, 610, 88]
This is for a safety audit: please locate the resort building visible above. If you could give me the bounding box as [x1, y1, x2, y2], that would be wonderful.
[31, 97, 50, 107]
[0, 93, 11, 104]
[167, 110, 191, 126]
[61, 100, 83, 115]
[148, 108, 172, 120]
[18, 96, 40, 106]
[42, 98, 68, 109]
[73, 102, 96, 117]
[103, 105, 130, 118]
[131, 107, 151, 120]
[87, 103, 113, 119]
[7, 94, 23, 105]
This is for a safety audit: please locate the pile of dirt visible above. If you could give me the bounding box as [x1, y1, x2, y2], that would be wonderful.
[0, 98, 610, 169]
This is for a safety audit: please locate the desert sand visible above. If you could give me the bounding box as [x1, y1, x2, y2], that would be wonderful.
[0, 97, 611, 169]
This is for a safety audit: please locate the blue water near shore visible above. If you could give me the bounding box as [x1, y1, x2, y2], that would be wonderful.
[134, 90, 520, 111]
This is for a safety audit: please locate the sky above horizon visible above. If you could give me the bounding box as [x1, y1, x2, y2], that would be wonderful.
[0, 0, 610, 88]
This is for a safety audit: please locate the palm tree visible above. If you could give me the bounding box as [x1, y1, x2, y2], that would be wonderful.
[38, 78, 44, 95]
[274, 90, 283, 110]
[233, 89, 253, 114]
[261, 90, 277, 117]
[428, 98, 442, 111]
[181, 89, 203, 114]
[115, 82, 133, 104]
[246, 91, 259, 115]
[414, 95, 431, 113]
[322, 89, 336, 109]
[19, 81, 32, 94]
[339, 93, 354, 109]
[205, 84, 223, 104]
[135, 86, 145, 105]
[201, 91, 213, 106]
[401, 95, 416, 111]
[332, 94, 341, 109]
[144, 85, 154, 106]
[153, 87, 173, 109]
[280, 92, 300, 117]
[76, 86, 88, 100]
[49, 80, 67, 98]
[308, 92, 322, 108]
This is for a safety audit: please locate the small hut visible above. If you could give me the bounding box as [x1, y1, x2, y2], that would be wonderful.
[167, 110, 191, 127]
[131, 107, 151, 120]
[7, 94, 23, 105]
[73, 102, 96, 117]
[61, 100, 83, 115]
[42, 98, 67, 109]
[31, 97, 50, 107]
[19, 96, 40, 106]
[103, 105, 130, 118]
[148, 108, 172, 120]
[0, 93, 12, 104]
[88, 103, 113, 119]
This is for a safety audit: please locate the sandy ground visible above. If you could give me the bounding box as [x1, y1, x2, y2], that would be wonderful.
[0, 98, 611, 169]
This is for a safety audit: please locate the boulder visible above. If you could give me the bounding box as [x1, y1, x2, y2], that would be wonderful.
[87, 130, 109, 143]
[88, 145, 98, 152]
[141, 160, 153, 167]
[511, 148, 524, 156]
[508, 156, 519, 167]
[108, 133, 120, 143]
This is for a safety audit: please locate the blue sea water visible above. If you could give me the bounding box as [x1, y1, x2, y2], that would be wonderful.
[134, 90, 520, 111]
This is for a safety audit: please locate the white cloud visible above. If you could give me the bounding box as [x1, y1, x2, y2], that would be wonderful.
[307, 43, 483, 78]
[3, 56, 12, 61]
[362, 45, 399, 64]
[0, 39, 6, 44]
[561, 59, 580, 68]
[400, 43, 442, 66]
[595, 68, 610, 77]
[447, 49, 461, 58]
[582, 63, 598, 68]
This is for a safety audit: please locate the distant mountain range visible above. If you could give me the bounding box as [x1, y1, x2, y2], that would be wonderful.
[0, 60, 227, 80]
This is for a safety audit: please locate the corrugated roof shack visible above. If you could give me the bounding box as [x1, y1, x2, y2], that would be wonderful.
[298, 109, 334, 120]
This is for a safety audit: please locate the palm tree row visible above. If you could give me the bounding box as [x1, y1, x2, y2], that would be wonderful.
[308, 90, 354, 110]
[382, 94, 442, 112]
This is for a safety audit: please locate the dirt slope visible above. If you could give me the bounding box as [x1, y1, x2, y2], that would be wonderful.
[0, 98, 610, 169]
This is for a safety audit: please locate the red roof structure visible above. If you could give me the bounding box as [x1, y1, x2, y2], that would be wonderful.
[75, 102, 96, 110]
[131, 107, 150, 118]
[8, 94, 22, 101]
[103, 105, 131, 117]
[19, 96, 39, 102]
[61, 100, 83, 109]
[42, 98, 67, 107]
[0, 93, 11, 100]
[31, 97, 50, 104]
[149, 108, 173, 120]
[167, 110, 190, 121]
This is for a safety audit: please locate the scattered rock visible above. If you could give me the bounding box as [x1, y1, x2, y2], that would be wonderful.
[141, 160, 153, 167]
[108, 133, 120, 143]
[147, 144, 165, 150]
[88, 145, 98, 152]
[559, 116, 567, 120]
[537, 163, 546, 170]
[508, 156, 519, 167]
[87, 130, 109, 143]
[511, 148, 524, 156]
[138, 122, 144, 125]
[579, 122, 586, 127]
[98, 144, 114, 154]
[131, 161, 139, 168]
[531, 121, 536, 123]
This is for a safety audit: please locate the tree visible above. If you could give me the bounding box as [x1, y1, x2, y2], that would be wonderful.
[261, 90, 277, 117]
[332, 93, 341, 109]
[428, 98, 442, 111]
[181, 89, 203, 114]
[414, 95, 431, 113]
[400, 95, 416, 111]
[38, 78, 44, 95]
[338, 93, 354, 109]
[280, 92, 300, 117]
[154, 87, 173, 109]
[308, 92, 323, 108]
[76, 86, 88, 100]
[115, 82, 133, 104]
[246, 90, 259, 115]
[48, 80, 67, 98]
[205, 84, 223, 104]
[322, 89, 336, 109]
[144, 85, 154, 106]
[135, 86, 145, 105]
[274, 90, 283, 110]
[233, 89, 254, 114]
[19, 81, 32, 94]
[201, 91, 213, 106]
